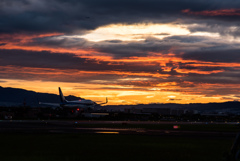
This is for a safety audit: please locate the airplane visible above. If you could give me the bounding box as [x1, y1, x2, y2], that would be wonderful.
[39, 87, 108, 111]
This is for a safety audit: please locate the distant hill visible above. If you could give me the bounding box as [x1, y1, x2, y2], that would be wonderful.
[0, 86, 240, 113]
[0, 86, 80, 107]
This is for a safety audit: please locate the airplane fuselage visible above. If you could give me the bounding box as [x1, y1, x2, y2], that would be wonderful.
[60, 99, 96, 109]
[67, 99, 95, 105]
[40, 87, 107, 110]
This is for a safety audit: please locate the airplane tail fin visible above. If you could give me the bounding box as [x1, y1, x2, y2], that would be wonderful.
[59, 87, 67, 103]
[106, 97, 108, 104]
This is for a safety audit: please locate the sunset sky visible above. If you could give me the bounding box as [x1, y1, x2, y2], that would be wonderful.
[1, 0, 240, 105]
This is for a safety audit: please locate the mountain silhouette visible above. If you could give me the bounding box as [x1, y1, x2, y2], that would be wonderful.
[0, 86, 80, 106]
[0, 86, 240, 114]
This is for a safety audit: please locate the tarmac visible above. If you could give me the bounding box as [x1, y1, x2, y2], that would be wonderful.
[0, 120, 238, 137]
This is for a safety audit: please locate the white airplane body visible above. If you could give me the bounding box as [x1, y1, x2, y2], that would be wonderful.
[40, 87, 107, 110]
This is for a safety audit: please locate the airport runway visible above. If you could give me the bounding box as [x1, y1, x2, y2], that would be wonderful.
[0, 120, 238, 137]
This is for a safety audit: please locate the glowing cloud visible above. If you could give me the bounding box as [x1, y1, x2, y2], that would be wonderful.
[2, 1, 240, 105]
[79, 23, 190, 42]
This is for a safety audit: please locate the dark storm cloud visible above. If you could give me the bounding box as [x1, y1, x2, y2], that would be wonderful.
[27, 35, 211, 58]
[25, 35, 177, 57]
[0, 49, 167, 73]
[182, 71, 240, 85]
[93, 35, 240, 59]
[166, 35, 209, 43]
[29, 36, 88, 48]
[182, 49, 240, 63]
[0, 49, 94, 70]
[93, 39, 173, 57]
[0, 43, 7, 46]
[2, 0, 240, 34]
[202, 87, 240, 97]
[186, 22, 240, 38]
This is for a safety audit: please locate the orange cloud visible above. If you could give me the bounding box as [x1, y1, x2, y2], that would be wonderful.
[176, 68, 225, 75]
[0, 33, 64, 44]
[0, 33, 99, 58]
[1, 32, 239, 73]
[1, 32, 240, 105]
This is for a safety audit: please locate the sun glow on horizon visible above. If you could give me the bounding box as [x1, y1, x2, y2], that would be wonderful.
[0, 79, 236, 105]
[1, 21, 240, 105]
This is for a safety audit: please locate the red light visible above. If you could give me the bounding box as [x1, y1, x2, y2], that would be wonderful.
[173, 125, 180, 129]
[77, 108, 80, 111]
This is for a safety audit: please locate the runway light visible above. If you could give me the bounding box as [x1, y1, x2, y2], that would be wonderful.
[95, 131, 119, 134]
[173, 125, 180, 129]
